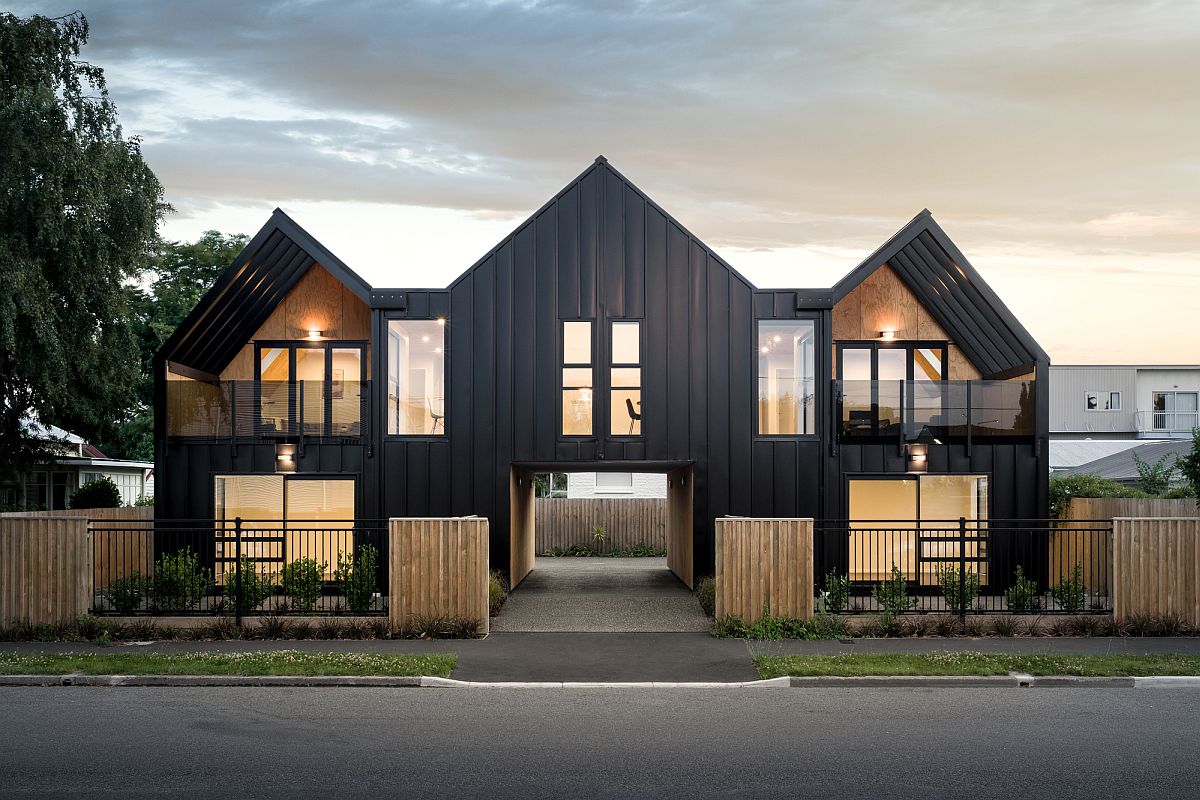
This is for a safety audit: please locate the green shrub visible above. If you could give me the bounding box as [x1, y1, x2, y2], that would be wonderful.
[1163, 485, 1198, 500]
[150, 548, 212, 612]
[489, 570, 509, 616]
[1133, 452, 1178, 495]
[872, 565, 916, 614]
[107, 571, 146, 614]
[695, 575, 716, 617]
[1049, 474, 1150, 519]
[937, 566, 981, 614]
[712, 611, 848, 640]
[134, 493, 155, 507]
[1004, 565, 1039, 612]
[281, 557, 325, 612]
[335, 544, 378, 613]
[822, 571, 850, 613]
[69, 476, 122, 509]
[224, 556, 276, 615]
[592, 524, 606, 553]
[1176, 427, 1200, 497]
[1051, 563, 1086, 612]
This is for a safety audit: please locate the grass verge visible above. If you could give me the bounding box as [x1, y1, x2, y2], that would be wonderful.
[754, 652, 1200, 679]
[0, 651, 456, 677]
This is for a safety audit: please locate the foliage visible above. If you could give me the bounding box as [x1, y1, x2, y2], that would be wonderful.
[489, 570, 509, 616]
[1004, 565, 1039, 613]
[592, 524, 606, 553]
[149, 548, 212, 612]
[1162, 485, 1197, 500]
[1132, 451, 1179, 496]
[134, 493, 155, 507]
[1177, 427, 1200, 499]
[115, 231, 248, 458]
[1051, 563, 1087, 612]
[335, 544, 378, 613]
[281, 558, 325, 613]
[1049, 473, 1151, 519]
[695, 575, 716, 617]
[821, 571, 850, 614]
[396, 615, 481, 639]
[107, 571, 146, 614]
[872, 564, 916, 614]
[0, 650, 457, 677]
[69, 476, 122, 509]
[224, 556, 276, 615]
[752, 652, 1200, 680]
[937, 566, 981, 614]
[0, 11, 166, 477]
[541, 543, 665, 557]
[711, 612, 848, 640]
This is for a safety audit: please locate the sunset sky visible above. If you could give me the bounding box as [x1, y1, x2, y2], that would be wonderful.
[18, 0, 1200, 363]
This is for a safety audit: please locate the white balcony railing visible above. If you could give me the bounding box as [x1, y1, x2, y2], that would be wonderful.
[1135, 409, 1200, 434]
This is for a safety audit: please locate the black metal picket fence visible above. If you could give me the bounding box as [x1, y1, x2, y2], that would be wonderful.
[812, 518, 1113, 617]
[89, 518, 388, 618]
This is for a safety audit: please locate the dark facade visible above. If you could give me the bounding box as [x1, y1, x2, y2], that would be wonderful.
[155, 157, 1049, 583]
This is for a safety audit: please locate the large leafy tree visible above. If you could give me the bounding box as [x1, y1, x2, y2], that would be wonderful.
[111, 232, 248, 459]
[0, 12, 165, 477]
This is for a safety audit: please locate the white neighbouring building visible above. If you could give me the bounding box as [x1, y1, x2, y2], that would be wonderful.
[1049, 365, 1200, 440]
[565, 472, 668, 498]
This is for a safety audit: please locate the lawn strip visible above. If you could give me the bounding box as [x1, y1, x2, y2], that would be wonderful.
[0, 651, 456, 678]
[754, 652, 1200, 679]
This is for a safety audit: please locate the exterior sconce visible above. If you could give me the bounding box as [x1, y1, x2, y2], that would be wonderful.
[276, 443, 297, 473]
[879, 329, 896, 341]
[306, 328, 324, 340]
[906, 443, 928, 473]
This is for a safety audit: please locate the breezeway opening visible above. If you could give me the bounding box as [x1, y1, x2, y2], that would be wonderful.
[502, 462, 701, 632]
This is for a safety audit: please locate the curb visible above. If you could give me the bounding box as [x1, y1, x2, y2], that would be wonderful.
[1, 674, 1198, 688]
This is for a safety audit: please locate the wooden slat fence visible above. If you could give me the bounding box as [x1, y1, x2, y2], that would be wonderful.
[714, 518, 814, 621]
[535, 498, 666, 552]
[390, 517, 490, 635]
[1056, 497, 1198, 589]
[1112, 518, 1200, 626]
[0, 517, 92, 624]
[0, 507, 154, 590]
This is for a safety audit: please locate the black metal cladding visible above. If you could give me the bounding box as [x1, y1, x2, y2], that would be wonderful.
[156, 158, 1050, 583]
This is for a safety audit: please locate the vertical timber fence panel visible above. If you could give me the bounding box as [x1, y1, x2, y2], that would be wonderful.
[0, 517, 92, 625]
[1059, 499, 1197, 590]
[1112, 518, 1200, 627]
[535, 498, 667, 552]
[714, 518, 814, 621]
[390, 517, 490, 635]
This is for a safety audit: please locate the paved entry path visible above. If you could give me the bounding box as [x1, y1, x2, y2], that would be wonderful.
[491, 557, 710, 633]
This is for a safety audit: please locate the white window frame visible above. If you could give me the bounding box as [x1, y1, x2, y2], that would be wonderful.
[594, 472, 634, 494]
[1084, 391, 1121, 412]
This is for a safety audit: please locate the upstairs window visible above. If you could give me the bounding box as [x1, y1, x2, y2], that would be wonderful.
[387, 319, 445, 435]
[256, 342, 365, 436]
[610, 321, 642, 436]
[562, 321, 593, 436]
[1084, 391, 1120, 411]
[758, 321, 816, 435]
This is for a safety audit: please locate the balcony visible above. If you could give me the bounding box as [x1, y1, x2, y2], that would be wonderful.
[1135, 410, 1199, 439]
[837, 379, 1034, 441]
[166, 379, 369, 441]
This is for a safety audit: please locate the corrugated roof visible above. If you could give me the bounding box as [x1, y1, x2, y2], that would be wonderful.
[1059, 439, 1194, 482]
[833, 211, 1048, 378]
[1049, 439, 1155, 470]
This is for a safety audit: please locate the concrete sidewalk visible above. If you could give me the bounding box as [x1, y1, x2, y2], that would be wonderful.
[5, 635, 1200, 682]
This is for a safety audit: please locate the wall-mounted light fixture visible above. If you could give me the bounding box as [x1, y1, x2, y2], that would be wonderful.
[276, 443, 297, 473]
[436, 317, 446, 326]
[906, 443, 928, 473]
[879, 329, 896, 341]
[306, 328, 325, 341]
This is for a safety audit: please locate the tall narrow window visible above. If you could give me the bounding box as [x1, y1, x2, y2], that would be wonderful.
[562, 321, 593, 436]
[387, 319, 445, 435]
[757, 321, 816, 434]
[611, 321, 641, 436]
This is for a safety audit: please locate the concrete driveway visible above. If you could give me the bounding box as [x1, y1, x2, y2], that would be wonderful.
[492, 557, 710, 632]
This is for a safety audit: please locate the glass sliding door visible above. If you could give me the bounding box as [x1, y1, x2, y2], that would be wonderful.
[284, 478, 355, 578]
[295, 347, 325, 435]
[848, 479, 918, 581]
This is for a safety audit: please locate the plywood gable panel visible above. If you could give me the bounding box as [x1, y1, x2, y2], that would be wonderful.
[832, 262, 984, 380]
[218, 263, 372, 380]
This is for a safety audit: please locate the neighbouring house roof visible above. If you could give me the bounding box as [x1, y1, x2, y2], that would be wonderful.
[53, 458, 154, 471]
[1059, 439, 1193, 483]
[1049, 439, 1157, 471]
[832, 210, 1049, 379]
[158, 208, 373, 378]
[17, 417, 151, 472]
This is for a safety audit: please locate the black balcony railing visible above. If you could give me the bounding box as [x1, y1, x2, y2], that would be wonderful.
[166, 379, 370, 441]
[836, 379, 1034, 440]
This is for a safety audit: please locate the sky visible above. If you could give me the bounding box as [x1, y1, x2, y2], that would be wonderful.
[17, 0, 1200, 363]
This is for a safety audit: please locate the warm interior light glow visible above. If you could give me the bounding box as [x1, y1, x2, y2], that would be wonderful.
[760, 345, 769, 354]
[422, 335, 430, 342]
[879, 329, 896, 341]
[436, 317, 446, 326]
[434, 347, 443, 354]
[306, 328, 324, 340]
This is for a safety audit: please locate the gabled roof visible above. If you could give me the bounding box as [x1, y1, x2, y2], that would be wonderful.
[833, 210, 1049, 378]
[157, 209, 372, 377]
[1060, 439, 1193, 483]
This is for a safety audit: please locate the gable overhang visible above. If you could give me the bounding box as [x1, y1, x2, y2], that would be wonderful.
[156, 209, 372, 377]
[832, 210, 1049, 378]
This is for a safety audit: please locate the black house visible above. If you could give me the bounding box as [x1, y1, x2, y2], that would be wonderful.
[155, 157, 1048, 590]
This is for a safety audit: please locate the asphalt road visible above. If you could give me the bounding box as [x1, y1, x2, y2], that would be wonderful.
[3, 686, 1199, 799]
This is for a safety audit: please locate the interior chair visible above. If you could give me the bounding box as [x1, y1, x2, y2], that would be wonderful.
[625, 398, 642, 435]
[428, 398, 445, 434]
